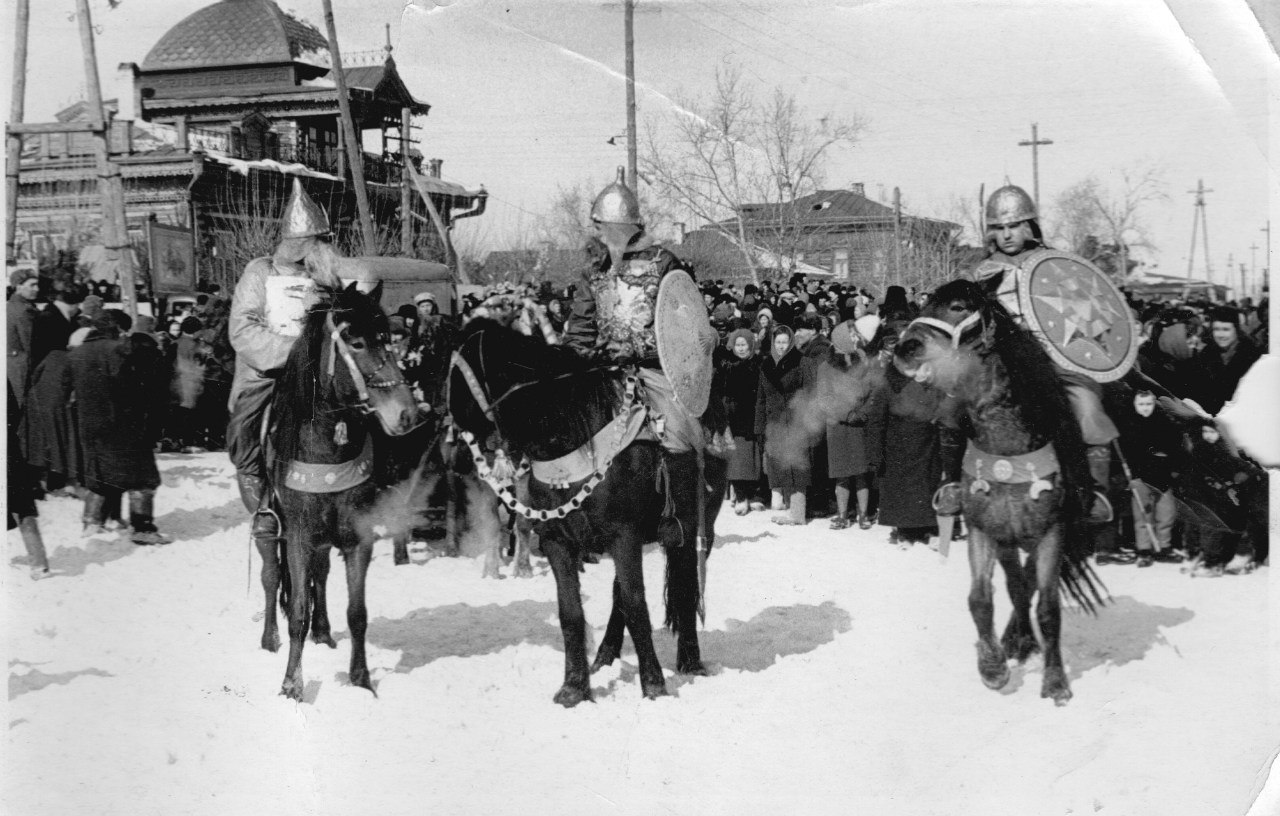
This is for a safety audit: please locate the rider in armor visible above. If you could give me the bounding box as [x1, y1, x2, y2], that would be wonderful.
[968, 184, 1118, 522]
[227, 178, 343, 542]
[563, 168, 709, 451]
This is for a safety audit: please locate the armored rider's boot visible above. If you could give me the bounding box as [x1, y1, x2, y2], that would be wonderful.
[237, 473, 281, 545]
[1086, 445, 1114, 524]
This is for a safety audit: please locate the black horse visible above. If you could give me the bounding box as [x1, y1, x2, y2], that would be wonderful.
[448, 318, 727, 706]
[262, 282, 418, 700]
[895, 279, 1105, 705]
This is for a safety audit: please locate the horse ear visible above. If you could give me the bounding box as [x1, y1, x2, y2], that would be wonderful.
[344, 280, 360, 295]
[368, 280, 384, 306]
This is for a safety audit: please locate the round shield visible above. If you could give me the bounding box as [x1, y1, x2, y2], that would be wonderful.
[655, 269, 717, 415]
[1016, 249, 1139, 383]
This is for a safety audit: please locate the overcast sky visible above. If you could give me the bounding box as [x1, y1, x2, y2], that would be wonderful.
[4, 0, 1276, 292]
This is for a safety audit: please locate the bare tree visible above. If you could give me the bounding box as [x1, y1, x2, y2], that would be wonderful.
[641, 63, 867, 284]
[1048, 166, 1167, 279]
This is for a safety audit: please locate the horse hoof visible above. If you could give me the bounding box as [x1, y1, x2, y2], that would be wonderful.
[642, 683, 670, 700]
[280, 680, 304, 701]
[350, 669, 373, 691]
[677, 659, 708, 676]
[553, 685, 592, 708]
[312, 633, 337, 649]
[981, 667, 1011, 691]
[514, 565, 533, 579]
[260, 635, 280, 653]
[1042, 669, 1072, 705]
[590, 648, 618, 673]
[1001, 634, 1040, 664]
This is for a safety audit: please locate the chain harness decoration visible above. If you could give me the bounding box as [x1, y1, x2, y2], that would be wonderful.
[456, 374, 649, 522]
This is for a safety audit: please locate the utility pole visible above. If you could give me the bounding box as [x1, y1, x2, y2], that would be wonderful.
[1262, 221, 1271, 297]
[4, 0, 29, 266]
[892, 186, 903, 281]
[321, 0, 377, 253]
[75, 0, 137, 319]
[1249, 242, 1259, 300]
[624, 0, 638, 190]
[1018, 123, 1053, 212]
[1185, 179, 1213, 282]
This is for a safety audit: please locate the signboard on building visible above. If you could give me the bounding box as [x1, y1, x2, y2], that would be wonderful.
[147, 221, 196, 294]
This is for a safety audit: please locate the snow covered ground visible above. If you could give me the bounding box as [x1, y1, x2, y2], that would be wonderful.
[5, 451, 1277, 816]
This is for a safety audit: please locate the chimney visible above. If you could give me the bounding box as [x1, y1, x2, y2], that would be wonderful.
[850, 182, 865, 197]
[428, 158, 443, 178]
[116, 63, 140, 121]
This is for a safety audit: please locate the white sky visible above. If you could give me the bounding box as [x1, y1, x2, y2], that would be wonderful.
[3, 0, 1276, 292]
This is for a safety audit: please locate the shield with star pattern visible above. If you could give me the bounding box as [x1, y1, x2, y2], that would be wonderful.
[1016, 249, 1139, 383]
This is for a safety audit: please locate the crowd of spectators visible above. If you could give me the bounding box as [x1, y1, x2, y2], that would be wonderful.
[6, 261, 1271, 580]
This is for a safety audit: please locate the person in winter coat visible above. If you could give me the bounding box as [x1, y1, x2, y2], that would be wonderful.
[1175, 420, 1265, 577]
[1115, 390, 1186, 567]
[717, 328, 764, 514]
[66, 311, 171, 545]
[794, 313, 833, 518]
[7, 267, 40, 410]
[1188, 306, 1263, 416]
[756, 324, 808, 525]
[865, 318, 943, 546]
[8, 382, 51, 579]
[23, 271, 84, 492]
[821, 319, 879, 529]
[1135, 306, 1201, 400]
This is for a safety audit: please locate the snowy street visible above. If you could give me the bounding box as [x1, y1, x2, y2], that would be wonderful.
[5, 452, 1277, 816]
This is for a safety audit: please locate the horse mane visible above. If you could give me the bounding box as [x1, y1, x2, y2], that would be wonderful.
[271, 285, 388, 471]
[453, 318, 620, 461]
[930, 279, 1105, 612]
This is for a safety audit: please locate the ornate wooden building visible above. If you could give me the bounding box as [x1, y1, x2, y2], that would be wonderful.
[13, 0, 485, 297]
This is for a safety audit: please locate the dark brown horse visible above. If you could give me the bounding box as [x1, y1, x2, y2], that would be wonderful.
[895, 279, 1105, 705]
[263, 282, 418, 700]
[448, 318, 726, 706]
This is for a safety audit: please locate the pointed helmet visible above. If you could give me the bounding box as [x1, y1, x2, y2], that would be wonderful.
[590, 167, 643, 226]
[281, 177, 331, 240]
[984, 184, 1037, 227]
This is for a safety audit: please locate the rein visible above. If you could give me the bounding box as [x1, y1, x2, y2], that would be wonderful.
[322, 310, 424, 436]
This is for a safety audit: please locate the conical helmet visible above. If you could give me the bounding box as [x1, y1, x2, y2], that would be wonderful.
[590, 167, 643, 226]
[281, 177, 331, 240]
[984, 184, 1037, 227]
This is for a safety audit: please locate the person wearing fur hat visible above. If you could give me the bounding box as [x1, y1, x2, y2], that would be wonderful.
[823, 320, 878, 529]
[1188, 305, 1263, 416]
[717, 328, 765, 514]
[226, 178, 344, 544]
[68, 311, 171, 545]
[7, 267, 40, 409]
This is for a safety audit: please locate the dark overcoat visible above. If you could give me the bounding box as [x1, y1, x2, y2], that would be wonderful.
[756, 346, 808, 492]
[866, 363, 943, 529]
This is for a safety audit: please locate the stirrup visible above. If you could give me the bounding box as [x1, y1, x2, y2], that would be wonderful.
[1088, 491, 1113, 524]
[251, 507, 284, 545]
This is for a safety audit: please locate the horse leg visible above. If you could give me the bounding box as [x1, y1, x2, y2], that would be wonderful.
[512, 516, 534, 579]
[611, 530, 668, 699]
[998, 547, 1039, 663]
[669, 451, 708, 676]
[280, 535, 313, 701]
[342, 538, 375, 693]
[968, 529, 1010, 690]
[1033, 529, 1072, 705]
[590, 578, 626, 673]
[309, 548, 337, 648]
[543, 530, 593, 707]
[256, 538, 281, 652]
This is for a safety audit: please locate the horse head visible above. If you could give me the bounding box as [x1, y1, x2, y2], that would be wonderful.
[894, 279, 994, 393]
[320, 281, 418, 437]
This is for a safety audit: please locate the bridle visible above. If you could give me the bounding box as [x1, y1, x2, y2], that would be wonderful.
[906, 309, 985, 350]
[323, 309, 413, 428]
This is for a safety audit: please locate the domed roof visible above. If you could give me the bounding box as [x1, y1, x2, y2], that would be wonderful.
[142, 0, 328, 72]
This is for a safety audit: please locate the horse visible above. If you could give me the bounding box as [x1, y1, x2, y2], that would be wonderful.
[260, 281, 419, 700]
[448, 318, 727, 706]
[894, 279, 1105, 705]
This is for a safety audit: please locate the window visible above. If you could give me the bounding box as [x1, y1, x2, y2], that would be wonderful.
[833, 248, 849, 279]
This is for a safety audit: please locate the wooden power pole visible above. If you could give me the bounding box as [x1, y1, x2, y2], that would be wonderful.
[1186, 179, 1213, 282]
[321, 0, 377, 253]
[75, 0, 137, 318]
[624, 0, 638, 189]
[1018, 123, 1053, 212]
[5, 0, 29, 266]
